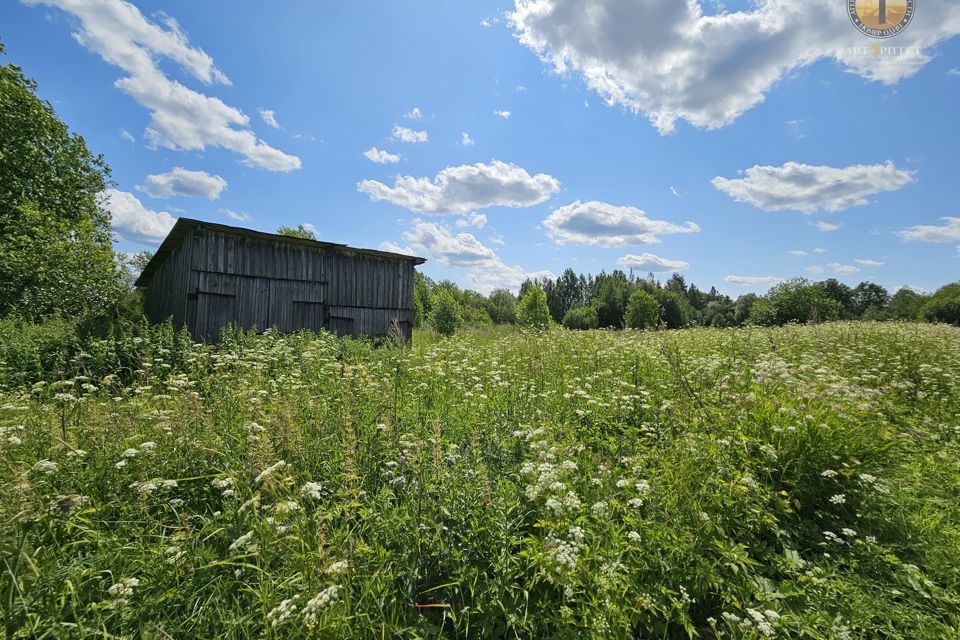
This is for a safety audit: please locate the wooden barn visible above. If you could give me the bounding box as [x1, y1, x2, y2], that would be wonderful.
[134, 218, 426, 341]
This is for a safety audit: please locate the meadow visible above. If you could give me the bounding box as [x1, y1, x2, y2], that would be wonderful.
[1, 322, 959, 639]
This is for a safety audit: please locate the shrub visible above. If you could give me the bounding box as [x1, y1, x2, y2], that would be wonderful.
[485, 289, 517, 324]
[430, 290, 463, 336]
[624, 290, 660, 329]
[921, 283, 960, 325]
[562, 305, 598, 330]
[517, 284, 551, 329]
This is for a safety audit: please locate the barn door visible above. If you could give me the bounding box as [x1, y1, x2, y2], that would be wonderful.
[195, 272, 238, 340]
[269, 280, 326, 333]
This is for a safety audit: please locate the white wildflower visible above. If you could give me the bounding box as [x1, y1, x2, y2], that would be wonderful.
[32, 459, 58, 474]
[829, 493, 847, 505]
[303, 585, 341, 628]
[301, 482, 323, 500]
[268, 597, 299, 628]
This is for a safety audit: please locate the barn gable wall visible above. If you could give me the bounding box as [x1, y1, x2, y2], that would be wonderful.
[144, 224, 416, 341]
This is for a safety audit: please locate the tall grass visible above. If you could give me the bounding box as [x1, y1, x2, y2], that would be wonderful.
[1, 322, 958, 638]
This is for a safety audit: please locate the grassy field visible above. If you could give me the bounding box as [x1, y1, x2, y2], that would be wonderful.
[1, 322, 959, 638]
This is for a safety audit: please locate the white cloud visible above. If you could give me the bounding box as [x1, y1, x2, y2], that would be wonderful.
[854, 258, 885, 267]
[669, 186, 681, 198]
[543, 200, 700, 247]
[489, 233, 505, 246]
[813, 247, 827, 254]
[510, 0, 960, 133]
[813, 221, 843, 232]
[137, 167, 227, 199]
[785, 119, 806, 140]
[826, 262, 861, 275]
[898, 217, 960, 253]
[358, 160, 560, 215]
[712, 162, 913, 213]
[456, 213, 488, 229]
[949, 68, 960, 76]
[220, 208, 251, 222]
[404, 107, 422, 120]
[363, 147, 400, 164]
[724, 275, 784, 286]
[28, 0, 301, 171]
[617, 253, 689, 272]
[494, 110, 511, 119]
[480, 18, 493, 28]
[402, 219, 538, 293]
[461, 132, 475, 146]
[119, 128, 135, 143]
[787, 250, 807, 257]
[378, 241, 415, 256]
[100, 189, 176, 245]
[258, 108, 280, 129]
[391, 125, 429, 143]
[806, 265, 825, 275]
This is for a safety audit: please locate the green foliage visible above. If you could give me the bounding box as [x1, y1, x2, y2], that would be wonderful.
[746, 297, 778, 326]
[484, 288, 517, 324]
[430, 289, 462, 336]
[0, 46, 110, 241]
[624, 289, 660, 329]
[921, 283, 960, 325]
[561, 305, 598, 330]
[516, 284, 551, 328]
[1, 322, 959, 638]
[276, 224, 318, 240]
[652, 289, 690, 329]
[763, 278, 844, 325]
[0, 202, 125, 320]
[888, 287, 927, 320]
[592, 271, 631, 327]
[412, 271, 432, 329]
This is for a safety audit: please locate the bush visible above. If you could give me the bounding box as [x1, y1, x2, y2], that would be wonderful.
[485, 289, 517, 324]
[517, 284, 551, 329]
[562, 305, 598, 330]
[624, 290, 660, 329]
[921, 283, 960, 325]
[762, 278, 843, 325]
[430, 290, 463, 336]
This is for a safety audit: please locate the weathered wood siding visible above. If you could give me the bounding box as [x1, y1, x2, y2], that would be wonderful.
[144, 225, 416, 341]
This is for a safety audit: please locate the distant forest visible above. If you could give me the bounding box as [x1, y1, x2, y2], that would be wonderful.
[413, 268, 960, 334]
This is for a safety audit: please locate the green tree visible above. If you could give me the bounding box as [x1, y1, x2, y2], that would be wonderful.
[592, 271, 631, 327]
[921, 283, 960, 325]
[624, 289, 660, 329]
[852, 281, 890, 317]
[0, 202, 124, 320]
[276, 224, 317, 240]
[517, 284, 551, 329]
[765, 279, 843, 325]
[430, 289, 462, 336]
[1, 43, 111, 241]
[887, 287, 926, 320]
[818, 279, 855, 318]
[653, 289, 690, 329]
[562, 305, 598, 330]
[0, 43, 122, 320]
[485, 288, 517, 324]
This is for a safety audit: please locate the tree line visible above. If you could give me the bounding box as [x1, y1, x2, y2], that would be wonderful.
[413, 268, 960, 336]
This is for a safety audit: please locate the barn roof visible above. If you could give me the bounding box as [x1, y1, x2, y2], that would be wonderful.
[134, 217, 426, 287]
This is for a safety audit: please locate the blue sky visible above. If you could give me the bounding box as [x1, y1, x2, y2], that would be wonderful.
[3, 0, 959, 295]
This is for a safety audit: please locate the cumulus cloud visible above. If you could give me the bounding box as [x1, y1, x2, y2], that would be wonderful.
[137, 167, 227, 199]
[724, 275, 784, 286]
[854, 258, 885, 266]
[510, 0, 960, 133]
[456, 213, 488, 229]
[826, 262, 861, 275]
[258, 108, 280, 129]
[401, 220, 540, 293]
[712, 162, 914, 213]
[378, 241, 415, 256]
[358, 160, 560, 215]
[391, 125, 429, 143]
[543, 200, 699, 247]
[494, 110, 511, 119]
[617, 253, 688, 272]
[404, 107, 422, 120]
[898, 217, 960, 253]
[100, 189, 176, 245]
[461, 132, 475, 146]
[27, 0, 301, 171]
[813, 221, 843, 232]
[363, 147, 400, 164]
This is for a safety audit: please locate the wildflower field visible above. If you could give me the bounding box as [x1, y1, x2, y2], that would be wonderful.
[2, 322, 959, 639]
